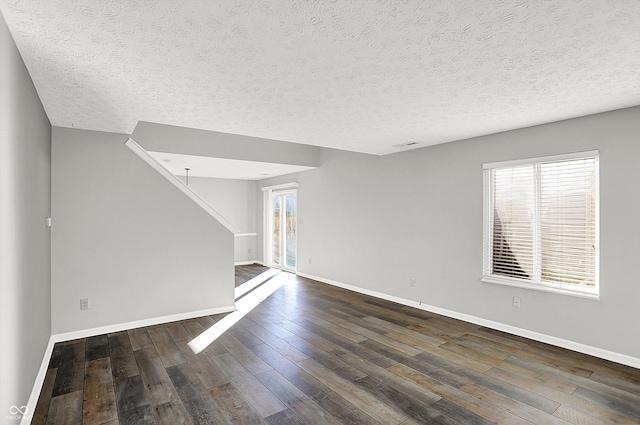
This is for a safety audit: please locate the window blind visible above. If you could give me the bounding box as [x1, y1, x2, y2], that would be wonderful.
[540, 158, 597, 287]
[492, 165, 535, 280]
[483, 152, 598, 295]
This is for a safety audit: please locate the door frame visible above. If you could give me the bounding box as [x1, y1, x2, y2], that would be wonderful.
[262, 183, 299, 272]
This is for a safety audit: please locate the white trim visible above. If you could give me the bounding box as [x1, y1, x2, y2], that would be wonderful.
[481, 276, 599, 300]
[296, 272, 640, 370]
[51, 305, 236, 343]
[20, 337, 56, 425]
[482, 168, 493, 277]
[261, 182, 300, 192]
[265, 189, 298, 273]
[234, 233, 257, 237]
[263, 190, 269, 266]
[235, 260, 258, 266]
[483, 150, 599, 169]
[124, 138, 241, 234]
[483, 152, 600, 298]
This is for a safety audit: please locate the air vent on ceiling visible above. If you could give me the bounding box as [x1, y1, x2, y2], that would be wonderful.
[393, 141, 420, 148]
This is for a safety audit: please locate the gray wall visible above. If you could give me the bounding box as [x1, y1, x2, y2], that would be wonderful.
[259, 106, 640, 360]
[51, 127, 235, 335]
[0, 11, 52, 421]
[187, 177, 259, 263]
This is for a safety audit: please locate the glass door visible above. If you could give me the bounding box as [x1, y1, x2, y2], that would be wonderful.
[271, 191, 297, 271]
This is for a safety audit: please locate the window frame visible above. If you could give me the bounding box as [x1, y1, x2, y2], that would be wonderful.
[482, 150, 600, 299]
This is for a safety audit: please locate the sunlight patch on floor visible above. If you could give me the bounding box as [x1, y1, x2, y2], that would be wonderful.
[235, 268, 280, 300]
[188, 269, 291, 354]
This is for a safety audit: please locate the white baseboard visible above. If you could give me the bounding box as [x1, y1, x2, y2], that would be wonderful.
[22, 304, 236, 425]
[297, 272, 640, 370]
[51, 305, 237, 343]
[20, 337, 55, 425]
[235, 261, 260, 266]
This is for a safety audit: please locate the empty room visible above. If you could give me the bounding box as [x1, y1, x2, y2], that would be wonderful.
[1, 1, 639, 424]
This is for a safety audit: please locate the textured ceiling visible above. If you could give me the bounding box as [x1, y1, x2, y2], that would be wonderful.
[1, 0, 639, 155]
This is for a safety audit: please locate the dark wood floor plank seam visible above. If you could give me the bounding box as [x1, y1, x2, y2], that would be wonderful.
[414, 350, 562, 414]
[133, 346, 181, 407]
[109, 331, 140, 381]
[331, 348, 442, 405]
[82, 357, 118, 424]
[296, 357, 409, 424]
[387, 362, 536, 425]
[507, 355, 640, 407]
[44, 389, 84, 425]
[573, 386, 640, 421]
[359, 339, 470, 389]
[51, 340, 86, 397]
[353, 375, 456, 425]
[211, 351, 287, 418]
[256, 368, 343, 425]
[483, 363, 640, 424]
[114, 375, 156, 425]
[361, 314, 447, 347]
[460, 382, 571, 425]
[248, 342, 381, 425]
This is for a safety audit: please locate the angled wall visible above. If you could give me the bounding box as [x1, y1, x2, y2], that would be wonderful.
[51, 127, 235, 336]
[0, 11, 52, 422]
[132, 121, 321, 167]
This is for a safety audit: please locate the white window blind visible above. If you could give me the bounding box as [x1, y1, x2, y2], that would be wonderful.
[483, 151, 599, 298]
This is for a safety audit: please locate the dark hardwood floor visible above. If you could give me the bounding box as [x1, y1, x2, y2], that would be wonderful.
[235, 263, 270, 287]
[32, 265, 640, 424]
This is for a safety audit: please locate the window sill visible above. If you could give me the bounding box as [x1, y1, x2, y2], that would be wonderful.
[481, 275, 600, 300]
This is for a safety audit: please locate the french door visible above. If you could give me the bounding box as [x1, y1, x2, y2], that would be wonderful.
[269, 191, 297, 271]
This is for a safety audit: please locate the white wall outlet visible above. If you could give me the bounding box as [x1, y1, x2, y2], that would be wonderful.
[410, 278, 416, 287]
[513, 297, 521, 308]
[309, 258, 312, 264]
[80, 298, 90, 310]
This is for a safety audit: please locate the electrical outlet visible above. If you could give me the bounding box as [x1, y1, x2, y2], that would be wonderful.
[80, 298, 90, 310]
[309, 258, 312, 264]
[513, 297, 521, 308]
[410, 278, 416, 287]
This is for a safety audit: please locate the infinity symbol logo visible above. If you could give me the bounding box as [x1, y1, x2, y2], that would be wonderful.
[9, 406, 28, 415]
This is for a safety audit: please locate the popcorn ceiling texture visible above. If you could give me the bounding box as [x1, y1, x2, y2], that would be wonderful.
[1, 0, 639, 154]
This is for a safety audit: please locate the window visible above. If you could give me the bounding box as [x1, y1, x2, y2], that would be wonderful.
[482, 151, 599, 298]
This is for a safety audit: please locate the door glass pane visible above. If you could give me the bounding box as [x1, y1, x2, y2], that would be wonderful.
[272, 196, 282, 266]
[285, 195, 297, 269]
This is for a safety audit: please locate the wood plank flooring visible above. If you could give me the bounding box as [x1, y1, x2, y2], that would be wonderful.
[235, 264, 270, 287]
[33, 265, 640, 424]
